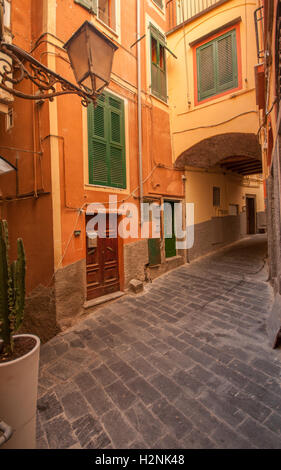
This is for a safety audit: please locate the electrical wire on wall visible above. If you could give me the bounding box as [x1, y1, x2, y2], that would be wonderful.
[244, 0, 248, 86]
[180, 0, 191, 107]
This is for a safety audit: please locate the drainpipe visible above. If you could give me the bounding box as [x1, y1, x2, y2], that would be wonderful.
[137, 0, 143, 218]
[0, 420, 13, 447]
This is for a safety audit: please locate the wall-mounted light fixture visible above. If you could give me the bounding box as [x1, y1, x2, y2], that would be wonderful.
[0, 12, 118, 106]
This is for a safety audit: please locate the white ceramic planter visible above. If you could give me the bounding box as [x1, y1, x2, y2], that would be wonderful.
[0, 334, 40, 449]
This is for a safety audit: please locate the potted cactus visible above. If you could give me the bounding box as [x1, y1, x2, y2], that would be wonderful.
[0, 220, 40, 449]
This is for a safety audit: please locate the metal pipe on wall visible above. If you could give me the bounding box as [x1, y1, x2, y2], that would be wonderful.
[137, 0, 143, 216]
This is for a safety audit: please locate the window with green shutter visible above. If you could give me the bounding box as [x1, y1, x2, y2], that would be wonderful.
[150, 25, 167, 102]
[196, 29, 238, 102]
[88, 91, 126, 189]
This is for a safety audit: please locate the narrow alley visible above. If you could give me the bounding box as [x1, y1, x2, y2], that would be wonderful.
[36, 235, 281, 449]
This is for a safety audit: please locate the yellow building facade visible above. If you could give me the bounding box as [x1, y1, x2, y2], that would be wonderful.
[167, 0, 265, 260]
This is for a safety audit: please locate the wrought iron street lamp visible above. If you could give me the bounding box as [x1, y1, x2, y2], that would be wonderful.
[64, 21, 118, 97]
[0, 19, 118, 106]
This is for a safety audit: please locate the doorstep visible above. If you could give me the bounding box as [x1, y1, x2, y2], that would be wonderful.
[84, 291, 125, 309]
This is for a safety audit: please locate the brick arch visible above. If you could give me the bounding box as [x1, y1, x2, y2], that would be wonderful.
[174, 133, 262, 172]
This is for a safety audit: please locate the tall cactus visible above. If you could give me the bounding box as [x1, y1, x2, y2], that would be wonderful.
[0, 220, 26, 356]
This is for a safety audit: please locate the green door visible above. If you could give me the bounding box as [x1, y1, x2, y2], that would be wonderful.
[164, 201, 177, 258]
[148, 238, 161, 266]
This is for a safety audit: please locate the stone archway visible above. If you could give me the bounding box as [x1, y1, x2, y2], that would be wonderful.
[174, 132, 262, 175]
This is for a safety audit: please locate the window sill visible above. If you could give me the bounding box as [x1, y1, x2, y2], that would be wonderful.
[196, 84, 240, 107]
[85, 184, 129, 193]
[151, 1, 165, 16]
[178, 86, 253, 116]
[150, 91, 169, 106]
[95, 16, 119, 39]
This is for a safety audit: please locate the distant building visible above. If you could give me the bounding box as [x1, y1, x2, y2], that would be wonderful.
[258, 0, 281, 296]
[167, 0, 265, 261]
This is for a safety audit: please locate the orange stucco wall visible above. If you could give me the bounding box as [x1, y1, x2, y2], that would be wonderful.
[53, 0, 183, 270]
[0, 0, 183, 293]
[0, 0, 54, 293]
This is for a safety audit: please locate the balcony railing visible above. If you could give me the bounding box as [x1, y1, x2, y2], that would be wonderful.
[175, 0, 225, 26]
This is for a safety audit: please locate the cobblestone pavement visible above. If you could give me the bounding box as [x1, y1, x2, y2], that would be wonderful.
[37, 235, 281, 449]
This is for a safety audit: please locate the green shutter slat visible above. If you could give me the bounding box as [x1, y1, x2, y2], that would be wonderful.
[217, 30, 238, 93]
[150, 24, 165, 44]
[94, 105, 105, 138]
[159, 69, 167, 102]
[151, 63, 159, 97]
[92, 141, 108, 185]
[88, 102, 94, 184]
[109, 99, 126, 188]
[150, 25, 167, 102]
[197, 42, 216, 100]
[109, 97, 121, 110]
[111, 111, 121, 143]
[110, 146, 124, 187]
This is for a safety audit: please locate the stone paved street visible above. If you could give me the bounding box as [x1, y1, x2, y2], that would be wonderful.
[36, 235, 281, 449]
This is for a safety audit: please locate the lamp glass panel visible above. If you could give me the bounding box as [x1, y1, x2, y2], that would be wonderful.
[88, 30, 115, 85]
[66, 29, 89, 85]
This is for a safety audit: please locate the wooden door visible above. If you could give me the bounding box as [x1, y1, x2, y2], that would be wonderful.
[86, 215, 120, 300]
[164, 201, 177, 259]
[246, 197, 256, 234]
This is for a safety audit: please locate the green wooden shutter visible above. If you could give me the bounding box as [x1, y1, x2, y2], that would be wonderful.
[74, 0, 97, 14]
[88, 97, 108, 186]
[197, 42, 216, 101]
[109, 97, 126, 188]
[150, 25, 167, 102]
[197, 28, 238, 102]
[216, 30, 238, 93]
[88, 92, 126, 188]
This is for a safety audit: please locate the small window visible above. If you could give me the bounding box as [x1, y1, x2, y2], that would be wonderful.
[150, 25, 167, 102]
[98, 0, 116, 31]
[196, 28, 238, 102]
[213, 187, 221, 207]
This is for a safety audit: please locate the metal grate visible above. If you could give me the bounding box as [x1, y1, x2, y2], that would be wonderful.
[91, 141, 108, 185]
[110, 147, 123, 186]
[111, 111, 121, 143]
[199, 43, 215, 95]
[94, 105, 105, 138]
[177, 0, 222, 24]
[217, 35, 234, 86]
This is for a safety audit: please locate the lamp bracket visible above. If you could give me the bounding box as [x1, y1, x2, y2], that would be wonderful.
[0, 42, 102, 106]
